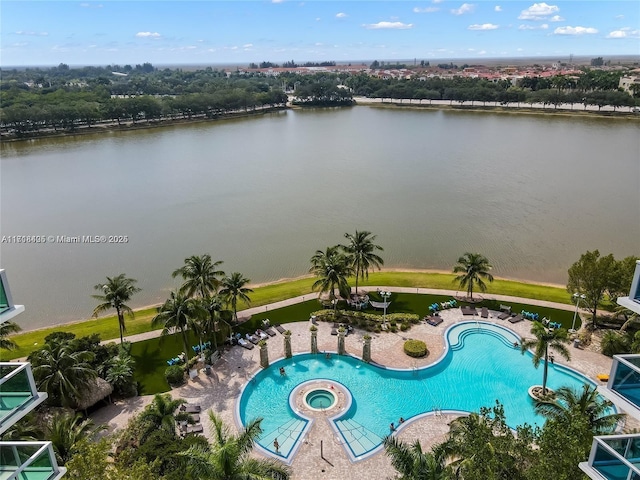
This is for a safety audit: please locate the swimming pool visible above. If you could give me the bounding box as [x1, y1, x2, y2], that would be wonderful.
[237, 322, 596, 462]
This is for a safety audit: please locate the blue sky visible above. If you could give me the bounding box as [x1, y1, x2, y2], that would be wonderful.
[1, 1, 638, 66]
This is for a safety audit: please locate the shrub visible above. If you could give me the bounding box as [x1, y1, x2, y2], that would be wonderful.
[404, 339, 428, 358]
[400, 322, 410, 331]
[165, 365, 185, 386]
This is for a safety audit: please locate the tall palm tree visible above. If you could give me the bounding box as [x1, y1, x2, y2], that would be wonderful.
[520, 321, 571, 395]
[92, 274, 141, 344]
[0, 320, 21, 351]
[181, 411, 290, 480]
[309, 246, 353, 314]
[219, 272, 253, 325]
[343, 230, 384, 295]
[152, 290, 206, 360]
[452, 253, 494, 300]
[383, 435, 448, 480]
[172, 254, 225, 298]
[46, 411, 106, 465]
[139, 393, 189, 443]
[199, 293, 231, 351]
[29, 338, 97, 408]
[534, 384, 624, 435]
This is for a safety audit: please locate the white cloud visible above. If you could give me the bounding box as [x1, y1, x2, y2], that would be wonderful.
[553, 26, 598, 35]
[518, 3, 559, 20]
[478, 50, 487, 54]
[243, 43, 253, 48]
[336, 12, 347, 18]
[494, 5, 502, 12]
[135, 32, 161, 38]
[607, 28, 640, 38]
[272, 0, 284, 3]
[615, 14, 624, 20]
[413, 6, 439, 13]
[468, 23, 499, 30]
[15, 31, 48, 36]
[518, 23, 548, 30]
[549, 15, 564, 22]
[451, 3, 475, 15]
[80, 2, 103, 7]
[363, 21, 414, 29]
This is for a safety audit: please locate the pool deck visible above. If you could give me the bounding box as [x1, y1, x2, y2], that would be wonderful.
[92, 306, 617, 480]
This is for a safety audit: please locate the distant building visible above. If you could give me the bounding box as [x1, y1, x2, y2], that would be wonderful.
[619, 75, 640, 95]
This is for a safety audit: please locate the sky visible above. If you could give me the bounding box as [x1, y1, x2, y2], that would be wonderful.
[1, 1, 639, 67]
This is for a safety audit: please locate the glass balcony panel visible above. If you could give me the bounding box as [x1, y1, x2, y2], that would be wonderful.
[625, 357, 640, 369]
[0, 278, 9, 314]
[0, 366, 35, 424]
[593, 444, 632, 480]
[626, 438, 640, 460]
[0, 443, 62, 480]
[612, 362, 640, 408]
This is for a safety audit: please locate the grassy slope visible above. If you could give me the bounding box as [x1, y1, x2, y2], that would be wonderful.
[4, 271, 571, 360]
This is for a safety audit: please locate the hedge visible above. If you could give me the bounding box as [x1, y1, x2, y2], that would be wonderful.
[404, 339, 428, 358]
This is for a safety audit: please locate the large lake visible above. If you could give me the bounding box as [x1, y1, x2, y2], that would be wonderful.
[1, 106, 638, 330]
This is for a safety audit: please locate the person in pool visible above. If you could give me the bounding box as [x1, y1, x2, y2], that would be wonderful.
[279, 367, 285, 376]
[399, 417, 405, 424]
[390, 422, 395, 432]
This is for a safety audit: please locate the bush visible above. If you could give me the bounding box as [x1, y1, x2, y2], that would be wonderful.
[165, 365, 185, 385]
[400, 322, 410, 331]
[404, 339, 428, 358]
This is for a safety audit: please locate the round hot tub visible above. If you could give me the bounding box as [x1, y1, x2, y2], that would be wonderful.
[304, 388, 337, 411]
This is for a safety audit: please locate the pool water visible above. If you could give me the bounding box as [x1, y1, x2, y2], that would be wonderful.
[238, 322, 595, 461]
[305, 389, 336, 410]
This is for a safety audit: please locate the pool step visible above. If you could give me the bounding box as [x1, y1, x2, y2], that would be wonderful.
[335, 418, 381, 457]
[260, 418, 307, 458]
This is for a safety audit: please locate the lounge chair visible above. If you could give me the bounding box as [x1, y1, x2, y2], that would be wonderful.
[274, 324, 286, 334]
[186, 424, 203, 434]
[181, 404, 201, 414]
[238, 338, 254, 349]
[461, 306, 477, 316]
[508, 314, 524, 324]
[189, 414, 200, 423]
[497, 312, 511, 320]
[256, 330, 269, 340]
[427, 316, 443, 326]
[265, 327, 277, 336]
[481, 307, 489, 318]
[246, 333, 260, 344]
[330, 327, 338, 335]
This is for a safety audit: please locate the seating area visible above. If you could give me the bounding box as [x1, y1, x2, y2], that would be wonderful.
[426, 315, 443, 326]
[497, 305, 512, 320]
[508, 314, 524, 323]
[429, 299, 457, 314]
[331, 323, 354, 335]
[191, 341, 212, 354]
[178, 404, 203, 436]
[481, 307, 489, 318]
[347, 294, 370, 310]
[167, 352, 186, 366]
[521, 310, 540, 321]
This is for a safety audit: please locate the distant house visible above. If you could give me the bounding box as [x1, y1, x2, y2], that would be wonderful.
[619, 75, 640, 94]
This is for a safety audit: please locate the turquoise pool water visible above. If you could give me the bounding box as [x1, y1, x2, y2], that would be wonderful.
[237, 322, 595, 461]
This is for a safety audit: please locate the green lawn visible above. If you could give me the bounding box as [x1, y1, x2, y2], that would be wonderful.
[4, 271, 572, 360]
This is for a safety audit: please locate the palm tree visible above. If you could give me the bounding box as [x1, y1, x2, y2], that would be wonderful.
[199, 293, 231, 351]
[92, 274, 141, 344]
[181, 411, 290, 480]
[0, 320, 21, 351]
[309, 246, 353, 314]
[452, 253, 494, 300]
[520, 321, 571, 396]
[152, 290, 207, 360]
[105, 353, 136, 396]
[29, 338, 97, 408]
[343, 230, 384, 295]
[219, 272, 253, 325]
[46, 411, 106, 465]
[383, 435, 448, 480]
[172, 254, 225, 298]
[139, 393, 189, 443]
[534, 384, 624, 435]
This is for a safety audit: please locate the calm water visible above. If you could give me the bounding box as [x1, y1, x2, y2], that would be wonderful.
[239, 323, 596, 459]
[1, 107, 638, 329]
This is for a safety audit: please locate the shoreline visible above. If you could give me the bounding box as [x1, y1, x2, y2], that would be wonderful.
[3, 100, 638, 143]
[13, 269, 567, 335]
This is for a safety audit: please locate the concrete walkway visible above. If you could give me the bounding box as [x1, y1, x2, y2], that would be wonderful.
[116, 287, 577, 345]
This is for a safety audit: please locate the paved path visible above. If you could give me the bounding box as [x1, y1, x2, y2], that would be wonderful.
[115, 287, 577, 345]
